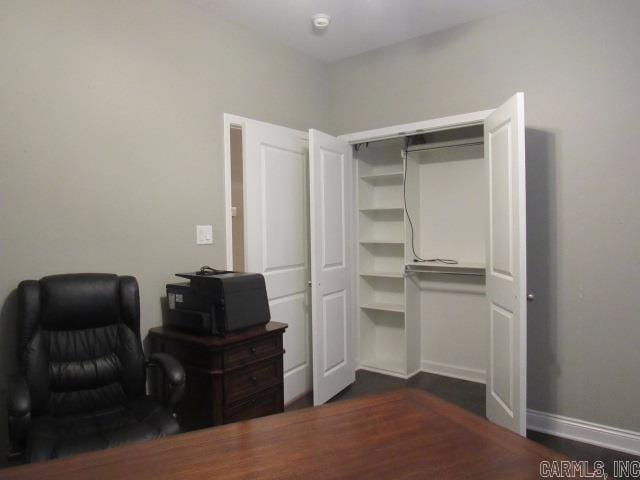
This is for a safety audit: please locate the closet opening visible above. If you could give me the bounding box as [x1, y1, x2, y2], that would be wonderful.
[355, 124, 488, 383]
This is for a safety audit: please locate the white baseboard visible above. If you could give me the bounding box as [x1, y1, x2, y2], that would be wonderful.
[358, 361, 486, 382]
[358, 364, 412, 379]
[527, 409, 640, 456]
[284, 364, 311, 404]
[421, 360, 486, 384]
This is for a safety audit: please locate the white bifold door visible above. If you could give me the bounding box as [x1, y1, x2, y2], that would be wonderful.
[484, 92, 527, 435]
[242, 119, 356, 406]
[308, 129, 356, 406]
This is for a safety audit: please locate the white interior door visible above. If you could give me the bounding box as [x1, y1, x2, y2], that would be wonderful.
[243, 117, 311, 404]
[309, 129, 356, 406]
[484, 93, 527, 435]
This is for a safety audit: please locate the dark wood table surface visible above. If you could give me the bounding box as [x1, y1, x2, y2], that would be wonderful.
[0, 389, 576, 480]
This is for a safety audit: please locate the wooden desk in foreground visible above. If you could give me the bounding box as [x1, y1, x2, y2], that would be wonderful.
[1, 389, 573, 480]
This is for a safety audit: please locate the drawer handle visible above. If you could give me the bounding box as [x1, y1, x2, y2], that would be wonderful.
[250, 376, 258, 384]
[250, 347, 257, 354]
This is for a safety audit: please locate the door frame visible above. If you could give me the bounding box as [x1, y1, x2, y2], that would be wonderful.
[223, 113, 240, 270]
[337, 109, 495, 144]
[223, 114, 246, 270]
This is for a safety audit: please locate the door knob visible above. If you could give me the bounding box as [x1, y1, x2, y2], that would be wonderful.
[527, 293, 535, 302]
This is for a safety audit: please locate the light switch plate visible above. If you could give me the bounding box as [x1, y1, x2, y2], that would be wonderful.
[196, 225, 213, 245]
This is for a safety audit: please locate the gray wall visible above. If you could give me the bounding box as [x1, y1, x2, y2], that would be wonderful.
[329, 0, 640, 431]
[0, 0, 329, 455]
[1, 0, 639, 458]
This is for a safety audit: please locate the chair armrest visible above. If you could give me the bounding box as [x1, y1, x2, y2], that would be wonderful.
[146, 353, 185, 411]
[7, 374, 31, 459]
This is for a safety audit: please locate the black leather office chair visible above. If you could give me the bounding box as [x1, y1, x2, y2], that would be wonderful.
[7, 274, 186, 463]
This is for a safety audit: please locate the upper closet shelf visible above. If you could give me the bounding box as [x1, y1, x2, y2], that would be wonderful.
[406, 136, 484, 154]
[359, 172, 404, 184]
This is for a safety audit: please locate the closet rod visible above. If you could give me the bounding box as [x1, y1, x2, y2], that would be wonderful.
[405, 137, 483, 153]
[405, 266, 485, 277]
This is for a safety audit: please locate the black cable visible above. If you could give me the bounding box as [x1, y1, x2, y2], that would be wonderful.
[402, 138, 458, 265]
[197, 266, 223, 275]
[403, 139, 426, 263]
[425, 258, 458, 264]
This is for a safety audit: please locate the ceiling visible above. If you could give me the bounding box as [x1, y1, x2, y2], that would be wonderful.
[191, 0, 531, 62]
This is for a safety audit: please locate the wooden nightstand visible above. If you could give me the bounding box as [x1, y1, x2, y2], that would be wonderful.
[149, 322, 287, 431]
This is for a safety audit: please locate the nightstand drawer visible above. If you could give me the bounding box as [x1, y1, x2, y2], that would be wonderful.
[224, 357, 282, 405]
[224, 334, 282, 369]
[224, 386, 283, 424]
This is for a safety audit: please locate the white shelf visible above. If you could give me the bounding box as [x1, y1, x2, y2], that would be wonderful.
[359, 172, 404, 184]
[360, 239, 404, 245]
[360, 302, 405, 313]
[404, 261, 485, 276]
[360, 271, 404, 279]
[359, 207, 404, 213]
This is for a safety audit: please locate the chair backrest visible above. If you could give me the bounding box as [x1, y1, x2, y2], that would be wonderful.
[17, 274, 147, 417]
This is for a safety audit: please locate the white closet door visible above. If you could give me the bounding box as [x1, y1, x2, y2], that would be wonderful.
[243, 118, 311, 404]
[484, 93, 527, 435]
[309, 129, 356, 405]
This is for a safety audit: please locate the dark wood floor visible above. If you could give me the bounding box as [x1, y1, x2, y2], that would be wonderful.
[287, 370, 639, 479]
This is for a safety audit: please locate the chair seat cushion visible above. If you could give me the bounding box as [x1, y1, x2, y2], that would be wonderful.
[25, 396, 179, 462]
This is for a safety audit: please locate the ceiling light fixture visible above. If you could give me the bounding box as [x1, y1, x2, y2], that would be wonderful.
[311, 13, 331, 31]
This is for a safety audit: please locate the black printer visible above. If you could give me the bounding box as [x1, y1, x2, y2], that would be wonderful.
[166, 267, 270, 335]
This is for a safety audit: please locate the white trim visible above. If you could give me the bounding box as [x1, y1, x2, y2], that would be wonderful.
[420, 361, 486, 384]
[223, 113, 243, 271]
[358, 365, 413, 380]
[359, 361, 487, 383]
[284, 389, 312, 408]
[527, 409, 640, 456]
[284, 364, 312, 405]
[338, 109, 494, 144]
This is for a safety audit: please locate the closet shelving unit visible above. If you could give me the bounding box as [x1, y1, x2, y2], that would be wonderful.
[356, 139, 407, 377]
[356, 125, 491, 379]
